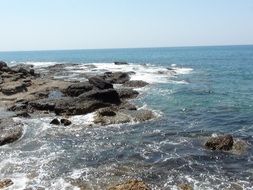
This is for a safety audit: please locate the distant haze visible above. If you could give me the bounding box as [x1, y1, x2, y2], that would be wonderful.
[0, 0, 253, 51]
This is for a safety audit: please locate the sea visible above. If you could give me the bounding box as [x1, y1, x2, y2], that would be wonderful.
[0, 45, 253, 190]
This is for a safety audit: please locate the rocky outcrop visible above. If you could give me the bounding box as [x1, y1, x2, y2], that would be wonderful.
[103, 72, 130, 84]
[205, 135, 234, 151]
[117, 88, 139, 99]
[0, 119, 23, 146]
[66, 82, 93, 96]
[0, 179, 13, 189]
[0, 61, 7, 69]
[1, 82, 28, 95]
[88, 76, 113, 90]
[123, 80, 149, 88]
[108, 179, 150, 190]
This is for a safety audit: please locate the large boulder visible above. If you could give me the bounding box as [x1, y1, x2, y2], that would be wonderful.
[0, 119, 23, 146]
[103, 72, 130, 84]
[89, 76, 113, 90]
[123, 80, 149, 88]
[108, 179, 150, 190]
[116, 88, 139, 99]
[205, 135, 234, 151]
[66, 82, 93, 96]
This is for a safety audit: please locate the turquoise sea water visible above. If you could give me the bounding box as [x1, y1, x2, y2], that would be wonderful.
[0, 46, 253, 189]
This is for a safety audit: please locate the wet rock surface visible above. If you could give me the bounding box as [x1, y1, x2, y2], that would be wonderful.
[123, 80, 149, 88]
[205, 134, 234, 151]
[0, 119, 23, 146]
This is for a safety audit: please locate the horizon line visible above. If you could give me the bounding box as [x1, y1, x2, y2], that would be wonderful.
[0, 43, 253, 53]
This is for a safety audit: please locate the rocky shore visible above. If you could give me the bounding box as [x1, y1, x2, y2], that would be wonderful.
[0, 61, 249, 189]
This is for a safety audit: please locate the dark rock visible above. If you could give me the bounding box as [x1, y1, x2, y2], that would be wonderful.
[29, 98, 57, 111]
[123, 80, 149, 88]
[0, 77, 3, 84]
[16, 111, 31, 118]
[60, 118, 72, 126]
[29, 69, 35, 76]
[205, 135, 234, 151]
[66, 82, 93, 96]
[2, 82, 27, 95]
[50, 118, 60, 125]
[0, 119, 23, 146]
[78, 89, 121, 105]
[114, 61, 129, 65]
[0, 61, 7, 70]
[108, 179, 150, 190]
[88, 76, 113, 90]
[103, 72, 130, 84]
[8, 103, 28, 112]
[117, 88, 139, 99]
[97, 107, 117, 117]
[0, 179, 13, 189]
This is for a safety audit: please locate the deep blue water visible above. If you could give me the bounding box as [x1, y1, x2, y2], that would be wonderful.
[0, 46, 253, 189]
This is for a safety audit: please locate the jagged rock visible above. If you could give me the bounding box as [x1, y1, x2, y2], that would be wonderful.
[0, 179, 13, 189]
[61, 118, 72, 126]
[119, 102, 137, 110]
[66, 82, 93, 96]
[0, 119, 23, 146]
[97, 107, 117, 116]
[1, 82, 27, 95]
[50, 118, 60, 125]
[103, 72, 130, 84]
[88, 76, 113, 90]
[205, 135, 234, 151]
[132, 110, 155, 122]
[114, 62, 129, 65]
[117, 88, 139, 99]
[123, 80, 149, 88]
[8, 103, 28, 112]
[108, 179, 150, 190]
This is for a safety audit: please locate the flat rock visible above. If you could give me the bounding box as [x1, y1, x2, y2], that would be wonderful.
[1, 82, 27, 95]
[205, 134, 234, 151]
[0, 119, 23, 146]
[123, 80, 149, 88]
[108, 179, 150, 190]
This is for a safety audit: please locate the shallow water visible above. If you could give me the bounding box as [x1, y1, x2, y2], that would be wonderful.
[0, 46, 253, 189]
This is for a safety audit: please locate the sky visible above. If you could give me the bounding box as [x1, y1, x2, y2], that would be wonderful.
[0, 0, 253, 51]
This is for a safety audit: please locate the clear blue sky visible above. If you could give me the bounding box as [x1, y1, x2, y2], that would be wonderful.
[0, 0, 253, 51]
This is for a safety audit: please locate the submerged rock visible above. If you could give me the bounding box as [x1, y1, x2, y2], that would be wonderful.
[123, 80, 149, 88]
[205, 134, 234, 151]
[0, 179, 13, 189]
[0, 119, 23, 146]
[108, 179, 150, 190]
